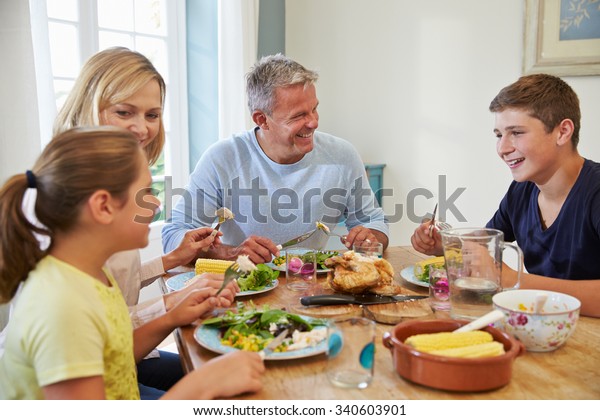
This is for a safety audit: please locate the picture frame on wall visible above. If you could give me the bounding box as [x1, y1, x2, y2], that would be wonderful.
[523, 0, 600, 76]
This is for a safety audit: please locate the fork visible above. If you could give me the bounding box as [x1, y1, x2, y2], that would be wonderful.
[327, 231, 349, 242]
[315, 220, 349, 243]
[435, 221, 452, 231]
[428, 204, 438, 238]
[202, 208, 235, 252]
[215, 262, 241, 296]
[202, 220, 225, 252]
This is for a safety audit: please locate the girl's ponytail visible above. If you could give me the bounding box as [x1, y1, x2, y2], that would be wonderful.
[0, 175, 48, 302]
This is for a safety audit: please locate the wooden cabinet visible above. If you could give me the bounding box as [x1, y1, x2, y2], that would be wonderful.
[365, 163, 385, 206]
[336, 163, 386, 231]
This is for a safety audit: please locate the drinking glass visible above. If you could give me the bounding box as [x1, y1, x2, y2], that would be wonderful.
[285, 248, 317, 292]
[428, 265, 450, 311]
[352, 241, 383, 258]
[326, 316, 376, 389]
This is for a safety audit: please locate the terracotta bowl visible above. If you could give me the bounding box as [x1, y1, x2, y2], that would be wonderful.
[382, 319, 525, 392]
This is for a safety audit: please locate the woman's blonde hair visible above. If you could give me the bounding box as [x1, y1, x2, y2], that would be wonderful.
[0, 127, 144, 302]
[53, 47, 166, 165]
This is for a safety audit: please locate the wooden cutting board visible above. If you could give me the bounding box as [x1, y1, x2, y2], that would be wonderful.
[295, 298, 433, 324]
[292, 265, 432, 323]
[362, 299, 434, 324]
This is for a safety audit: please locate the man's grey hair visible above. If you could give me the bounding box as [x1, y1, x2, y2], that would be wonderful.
[246, 54, 319, 115]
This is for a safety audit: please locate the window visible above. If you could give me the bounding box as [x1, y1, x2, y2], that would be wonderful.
[44, 0, 189, 224]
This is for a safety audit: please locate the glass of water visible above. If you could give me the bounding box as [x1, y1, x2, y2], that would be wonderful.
[326, 317, 376, 389]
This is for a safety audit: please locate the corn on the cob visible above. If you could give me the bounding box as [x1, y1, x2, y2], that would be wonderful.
[272, 255, 286, 266]
[429, 341, 505, 358]
[413, 256, 445, 281]
[195, 258, 232, 275]
[405, 331, 493, 352]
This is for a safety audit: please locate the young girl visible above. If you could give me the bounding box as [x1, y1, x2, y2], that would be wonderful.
[0, 127, 264, 399]
[51, 46, 235, 397]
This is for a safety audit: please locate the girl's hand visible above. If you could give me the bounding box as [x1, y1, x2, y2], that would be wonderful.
[163, 273, 240, 311]
[165, 287, 234, 328]
[163, 351, 265, 399]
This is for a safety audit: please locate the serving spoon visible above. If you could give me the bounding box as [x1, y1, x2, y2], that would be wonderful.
[533, 292, 549, 314]
[453, 309, 505, 333]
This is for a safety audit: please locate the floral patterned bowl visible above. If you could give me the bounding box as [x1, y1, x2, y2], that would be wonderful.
[492, 289, 580, 352]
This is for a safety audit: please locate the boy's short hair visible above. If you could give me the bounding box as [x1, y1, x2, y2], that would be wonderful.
[489, 74, 581, 148]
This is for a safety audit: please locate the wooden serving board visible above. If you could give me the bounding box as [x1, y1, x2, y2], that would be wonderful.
[292, 303, 364, 318]
[362, 299, 434, 324]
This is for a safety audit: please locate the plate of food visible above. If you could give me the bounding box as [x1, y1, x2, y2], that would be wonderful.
[401, 267, 429, 288]
[165, 264, 279, 297]
[267, 250, 339, 273]
[401, 256, 446, 288]
[196, 302, 327, 360]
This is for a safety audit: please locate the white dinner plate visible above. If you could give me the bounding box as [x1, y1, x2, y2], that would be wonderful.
[267, 250, 335, 273]
[165, 271, 278, 296]
[194, 323, 327, 360]
[400, 265, 429, 288]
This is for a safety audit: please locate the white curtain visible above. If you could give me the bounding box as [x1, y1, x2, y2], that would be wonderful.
[0, 0, 36, 331]
[0, 0, 54, 332]
[218, 0, 259, 139]
[0, 0, 43, 183]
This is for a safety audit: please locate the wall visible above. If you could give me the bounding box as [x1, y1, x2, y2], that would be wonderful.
[285, 0, 600, 246]
[258, 0, 286, 58]
[0, 0, 43, 184]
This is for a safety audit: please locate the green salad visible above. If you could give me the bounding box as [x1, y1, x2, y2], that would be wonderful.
[237, 264, 279, 292]
[202, 302, 326, 349]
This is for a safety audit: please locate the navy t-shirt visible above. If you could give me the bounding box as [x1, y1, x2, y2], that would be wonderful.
[486, 159, 600, 280]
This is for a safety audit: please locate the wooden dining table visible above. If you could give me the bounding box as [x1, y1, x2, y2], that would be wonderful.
[160, 246, 600, 400]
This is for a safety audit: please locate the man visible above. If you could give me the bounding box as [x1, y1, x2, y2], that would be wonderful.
[411, 74, 600, 317]
[162, 54, 388, 263]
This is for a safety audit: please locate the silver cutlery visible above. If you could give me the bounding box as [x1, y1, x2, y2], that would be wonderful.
[300, 294, 428, 306]
[316, 220, 348, 243]
[215, 262, 242, 296]
[276, 229, 317, 250]
[435, 221, 452, 231]
[202, 208, 234, 252]
[422, 205, 452, 236]
[258, 329, 289, 359]
[428, 204, 438, 238]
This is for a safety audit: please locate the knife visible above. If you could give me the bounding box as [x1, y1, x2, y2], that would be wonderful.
[276, 229, 317, 250]
[258, 330, 289, 359]
[300, 294, 428, 306]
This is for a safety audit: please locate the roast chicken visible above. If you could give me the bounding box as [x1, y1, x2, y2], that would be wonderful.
[323, 251, 401, 295]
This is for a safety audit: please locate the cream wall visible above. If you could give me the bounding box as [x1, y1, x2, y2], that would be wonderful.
[0, 0, 44, 184]
[285, 0, 600, 246]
